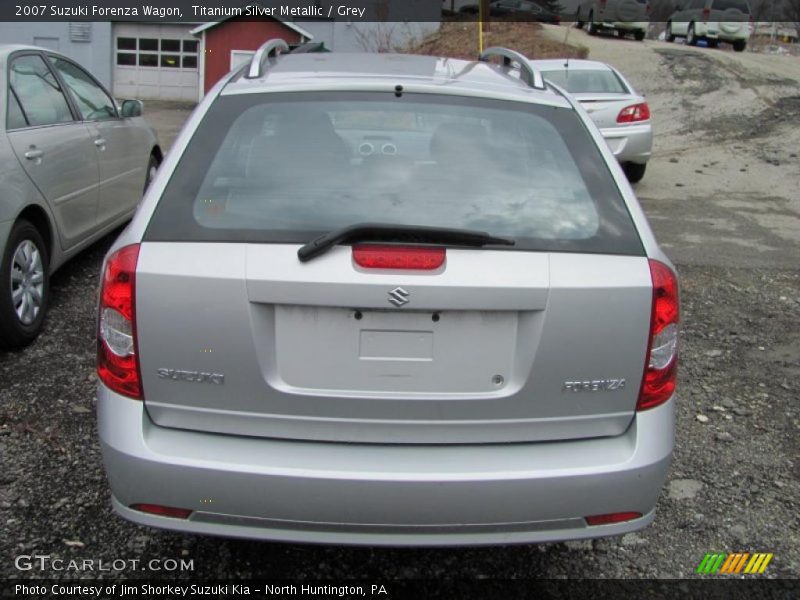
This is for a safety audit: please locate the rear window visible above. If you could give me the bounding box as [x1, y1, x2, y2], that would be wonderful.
[711, 0, 750, 12]
[145, 92, 643, 256]
[540, 69, 629, 94]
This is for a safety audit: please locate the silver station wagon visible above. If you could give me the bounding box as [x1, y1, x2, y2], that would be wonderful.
[97, 42, 679, 546]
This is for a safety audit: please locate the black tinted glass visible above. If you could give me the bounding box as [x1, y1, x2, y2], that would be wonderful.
[145, 92, 643, 256]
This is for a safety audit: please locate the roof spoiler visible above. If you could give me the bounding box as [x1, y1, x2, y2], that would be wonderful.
[479, 47, 545, 90]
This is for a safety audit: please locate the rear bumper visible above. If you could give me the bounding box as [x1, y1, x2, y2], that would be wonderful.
[600, 122, 652, 165]
[602, 22, 647, 32]
[98, 388, 674, 546]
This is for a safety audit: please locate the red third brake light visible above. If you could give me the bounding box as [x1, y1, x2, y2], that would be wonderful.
[97, 244, 143, 399]
[617, 103, 650, 124]
[637, 260, 680, 411]
[353, 245, 445, 270]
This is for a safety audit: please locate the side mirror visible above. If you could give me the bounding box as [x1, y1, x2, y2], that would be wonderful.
[121, 99, 143, 118]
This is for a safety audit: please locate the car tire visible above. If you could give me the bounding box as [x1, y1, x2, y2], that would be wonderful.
[634, 30, 645, 41]
[587, 13, 598, 35]
[144, 153, 160, 193]
[666, 23, 676, 42]
[0, 220, 50, 349]
[733, 40, 746, 52]
[687, 23, 698, 46]
[623, 162, 647, 184]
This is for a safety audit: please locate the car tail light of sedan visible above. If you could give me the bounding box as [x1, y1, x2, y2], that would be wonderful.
[637, 260, 680, 411]
[97, 244, 143, 400]
[617, 103, 650, 124]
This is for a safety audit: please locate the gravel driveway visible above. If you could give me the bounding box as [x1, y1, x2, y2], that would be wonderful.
[1, 35, 798, 581]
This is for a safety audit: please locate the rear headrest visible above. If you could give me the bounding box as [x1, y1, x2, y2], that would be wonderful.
[430, 122, 491, 165]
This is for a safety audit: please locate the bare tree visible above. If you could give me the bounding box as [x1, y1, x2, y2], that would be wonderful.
[649, 0, 677, 23]
[353, 23, 401, 54]
[785, 0, 800, 32]
[750, 0, 778, 21]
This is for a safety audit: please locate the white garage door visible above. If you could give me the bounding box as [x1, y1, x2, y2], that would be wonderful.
[113, 24, 199, 102]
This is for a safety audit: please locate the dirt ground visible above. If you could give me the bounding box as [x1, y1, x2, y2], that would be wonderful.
[539, 24, 800, 270]
[1, 30, 798, 582]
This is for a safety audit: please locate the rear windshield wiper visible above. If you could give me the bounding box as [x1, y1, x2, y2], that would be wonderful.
[297, 223, 515, 262]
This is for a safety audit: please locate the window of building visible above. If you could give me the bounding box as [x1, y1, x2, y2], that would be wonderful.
[115, 35, 199, 70]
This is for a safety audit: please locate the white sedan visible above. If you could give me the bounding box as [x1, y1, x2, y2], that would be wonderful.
[532, 59, 653, 183]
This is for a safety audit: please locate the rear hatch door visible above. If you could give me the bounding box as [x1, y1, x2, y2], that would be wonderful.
[136, 243, 652, 444]
[135, 87, 651, 444]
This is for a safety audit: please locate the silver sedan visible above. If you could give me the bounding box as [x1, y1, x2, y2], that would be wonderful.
[0, 45, 161, 348]
[532, 59, 653, 183]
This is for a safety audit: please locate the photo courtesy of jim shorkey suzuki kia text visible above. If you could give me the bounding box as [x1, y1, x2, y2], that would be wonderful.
[14, 584, 389, 596]
[15, 4, 369, 18]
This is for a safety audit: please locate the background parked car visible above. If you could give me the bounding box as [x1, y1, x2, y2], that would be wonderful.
[0, 45, 161, 349]
[575, 0, 649, 40]
[533, 59, 652, 183]
[666, 0, 751, 51]
[460, 0, 561, 23]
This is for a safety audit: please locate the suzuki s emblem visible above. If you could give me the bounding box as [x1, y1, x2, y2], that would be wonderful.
[388, 287, 410, 307]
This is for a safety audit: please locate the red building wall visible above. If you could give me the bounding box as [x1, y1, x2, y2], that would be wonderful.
[204, 19, 303, 93]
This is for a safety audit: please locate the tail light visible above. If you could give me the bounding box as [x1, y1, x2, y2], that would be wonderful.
[637, 260, 679, 411]
[97, 244, 143, 399]
[131, 503, 192, 519]
[585, 512, 642, 526]
[702, 7, 710, 21]
[617, 103, 650, 124]
[353, 245, 445, 270]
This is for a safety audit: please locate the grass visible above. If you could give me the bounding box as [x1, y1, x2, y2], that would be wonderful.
[410, 20, 589, 60]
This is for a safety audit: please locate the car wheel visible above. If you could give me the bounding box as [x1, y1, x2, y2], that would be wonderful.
[733, 40, 746, 52]
[687, 23, 698, 46]
[0, 220, 49, 349]
[144, 153, 160, 193]
[634, 30, 645, 41]
[623, 162, 647, 184]
[587, 13, 598, 35]
[666, 23, 676, 42]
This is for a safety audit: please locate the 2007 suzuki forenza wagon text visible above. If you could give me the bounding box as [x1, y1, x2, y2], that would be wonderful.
[97, 42, 679, 546]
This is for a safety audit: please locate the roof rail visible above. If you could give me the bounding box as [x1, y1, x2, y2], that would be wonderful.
[246, 39, 290, 79]
[478, 47, 545, 90]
